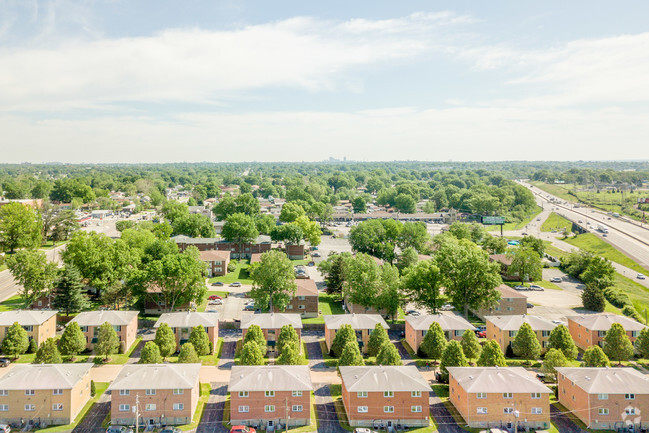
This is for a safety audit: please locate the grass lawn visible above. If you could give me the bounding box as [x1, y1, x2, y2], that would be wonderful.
[541, 212, 573, 233]
[39, 240, 67, 249]
[38, 382, 109, 433]
[178, 383, 212, 431]
[302, 293, 344, 325]
[208, 259, 253, 285]
[319, 340, 338, 367]
[542, 241, 569, 260]
[488, 205, 543, 232]
[0, 295, 25, 312]
[166, 337, 224, 366]
[530, 182, 577, 202]
[502, 281, 562, 291]
[93, 337, 142, 365]
[610, 273, 649, 320]
[198, 290, 230, 312]
[565, 233, 649, 274]
[283, 393, 317, 433]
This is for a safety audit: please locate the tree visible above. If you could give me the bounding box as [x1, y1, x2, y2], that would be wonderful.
[420, 322, 446, 362]
[635, 328, 649, 359]
[352, 197, 366, 213]
[235, 193, 261, 216]
[34, 337, 62, 364]
[603, 323, 634, 364]
[172, 213, 216, 238]
[331, 324, 356, 358]
[401, 259, 443, 314]
[435, 240, 502, 317]
[154, 323, 177, 360]
[337, 341, 364, 367]
[0, 202, 42, 252]
[243, 325, 267, 350]
[317, 252, 352, 297]
[394, 193, 416, 213]
[396, 247, 419, 273]
[547, 325, 578, 360]
[58, 322, 86, 358]
[161, 200, 189, 223]
[222, 213, 259, 257]
[91, 380, 96, 397]
[440, 341, 469, 380]
[583, 345, 610, 367]
[255, 214, 276, 235]
[214, 196, 237, 220]
[376, 342, 402, 366]
[460, 330, 482, 363]
[95, 322, 120, 361]
[280, 202, 306, 223]
[581, 257, 615, 291]
[140, 341, 163, 364]
[309, 202, 333, 227]
[519, 236, 545, 256]
[276, 341, 302, 365]
[1, 322, 29, 359]
[277, 325, 300, 355]
[582, 285, 606, 312]
[188, 326, 211, 356]
[398, 222, 430, 252]
[512, 322, 542, 363]
[367, 324, 390, 357]
[375, 265, 402, 321]
[6, 249, 59, 307]
[239, 341, 265, 365]
[249, 250, 297, 312]
[541, 348, 568, 381]
[344, 255, 402, 317]
[178, 342, 200, 363]
[349, 219, 399, 264]
[294, 215, 321, 246]
[508, 247, 542, 283]
[52, 265, 90, 316]
[477, 340, 507, 367]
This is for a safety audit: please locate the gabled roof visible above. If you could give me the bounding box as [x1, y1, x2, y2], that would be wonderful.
[250, 253, 262, 264]
[108, 364, 201, 391]
[323, 314, 389, 330]
[556, 367, 649, 394]
[154, 312, 219, 328]
[490, 254, 513, 266]
[69, 310, 138, 327]
[406, 313, 476, 331]
[447, 367, 551, 394]
[496, 284, 527, 299]
[240, 313, 303, 330]
[295, 279, 318, 297]
[485, 314, 556, 331]
[0, 310, 58, 326]
[339, 366, 430, 392]
[199, 250, 231, 261]
[0, 363, 93, 390]
[229, 366, 313, 392]
[567, 314, 647, 332]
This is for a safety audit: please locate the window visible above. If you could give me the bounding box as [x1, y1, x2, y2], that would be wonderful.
[411, 391, 421, 398]
[542, 331, 550, 337]
[503, 407, 514, 414]
[265, 391, 275, 397]
[626, 408, 637, 415]
[476, 392, 487, 399]
[238, 406, 249, 413]
[239, 391, 249, 398]
[25, 390, 35, 396]
[531, 408, 542, 414]
[531, 393, 541, 399]
[357, 392, 368, 398]
[119, 404, 130, 412]
[598, 394, 608, 400]
[503, 393, 513, 399]
[53, 403, 63, 411]
[625, 394, 635, 400]
[298, 296, 306, 301]
[146, 404, 156, 411]
[120, 390, 130, 396]
[287, 305, 293, 309]
[598, 331, 606, 337]
[265, 405, 275, 413]
[631, 331, 638, 338]
[292, 405, 303, 412]
[80, 326, 88, 332]
[0, 390, 7, 396]
[22, 325, 33, 332]
[298, 305, 306, 310]
[53, 389, 63, 395]
[292, 391, 302, 397]
[0, 405, 7, 411]
[173, 389, 184, 395]
[25, 404, 35, 411]
[411, 406, 422, 413]
[477, 407, 488, 414]
[384, 391, 394, 398]
[508, 331, 517, 337]
[357, 406, 368, 413]
[598, 408, 609, 415]
[384, 406, 394, 413]
[113, 325, 122, 332]
[145, 389, 156, 395]
[173, 403, 184, 411]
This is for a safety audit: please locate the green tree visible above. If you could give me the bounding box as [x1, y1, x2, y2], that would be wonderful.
[401, 259, 443, 313]
[508, 247, 542, 283]
[541, 348, 568, 381]
[1, 322, 29, 359]
[603, 323, 634, 364]
[337, 341, 364, 367]
[460, 330, 482, 363]
[440, 340, 469, 380]
[477, 340, 507, 367]
[243, 325, 267, 350]
[398, 222, 430, 252]
[255, 214, 276, 235]
[420, 322, 447, 362]
[277, 325, 300, 355]
[279, 202, 306, 223]
[317, 252, 352, 297]
[235, 193, 260, 216]
[582, 285, 606, 312]
[172, 213, 216, 238]
[352, 196, 366, 214]
[276, 341, 302, 365]
[6, 249, 59, 307]
[188, 326, 211, 356]
[90, 380, 96, 397]
[222, 213, 259, 257]
[367, 324, 390, 357]
[239, 341, 265, 365]
[331, 324, 356, 358]
[249, 250, 297, 312]
[34, 337, 62, 364]
[376, 342, 402, 366]
[294, 215, 321, 246]
[581, 257, 615, 291]
[635, 328, 649, 359]
[178, 342, 200, 363]
[95, 322, 120, 361]
[582, 345, 610, 367]
[547, 325, 578, 360]
[270, 223, 303, 245]
[394, 193, 416, 213]
[214, 196, 237, 220]
[0, 202, 42, 252]
[154, 323, 177, 360]
[512, 322, 542, 363]
[349, 219, 399, 264]
[139, 341, 163, 364]
[519, 236, 545, 256]
[58, 322, 86, 358]
[396, 247, 419, 273]
[51, 265, 90, 316]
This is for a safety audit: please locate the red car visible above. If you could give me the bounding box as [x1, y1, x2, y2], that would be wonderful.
[208, 295, 223, 301]
[475, 331, 486, 338]
[230, 426, 255, 433]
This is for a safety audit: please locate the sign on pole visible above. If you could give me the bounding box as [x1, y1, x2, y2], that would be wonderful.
[481, 216, 505, 225]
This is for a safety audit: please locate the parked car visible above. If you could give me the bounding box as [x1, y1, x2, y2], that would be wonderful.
[230, 427, 256, 433]
[106, 427, 132, 433]
[476, 325, 486, 332]
[550, 277, 562, 283]
[208, 299, 223, 305]
[206, 309, 218, 313]
[405, 310, 420, 316]
[638, 273, 646, 280]
[244, 303, 257, 311]
[514, 285, 527, 291]
[521, 232, 528, 236]
[440, 303, 455, 311]
[0, 425, 9, 433]
[211, 282, 224, 286]
[312, 252, 321, 257]
[230, 282, 242, 287]
[529, 285, 544, 291]
[474, 330, 486, 338]
[160, 428, 181, 433]
[527, 303, 534, 308]
[354, 429, 372, 433]
[208, 295, 222, 300]
[0, 359, 10, 368]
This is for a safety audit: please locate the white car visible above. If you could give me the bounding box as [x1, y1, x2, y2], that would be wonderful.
[552, 320, 565, 325]
[638, 273, 646, 280]
[529, 285, 544, 291]
[550, 277, 562, 283]
[208, 299, 223, 305]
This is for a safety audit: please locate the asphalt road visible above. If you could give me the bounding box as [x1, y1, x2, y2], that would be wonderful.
[313, 384, 346, 433]
[197, 383, 229, 433]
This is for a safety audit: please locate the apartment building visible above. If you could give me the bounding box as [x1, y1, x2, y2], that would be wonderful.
[323, 314, 389, 355]
[153, 312, 219, 353]
[567, 314, 647, 350]
[486, 315, 556, 354]
[68, 310, 139, 352]
[472, 285, 527, 320]
[283, 279, 318, 318]
[198, 250, 230, 277]
[405, 313, 475, 353]
[0, 310, 57, 346]
[240, 314, 303, 353]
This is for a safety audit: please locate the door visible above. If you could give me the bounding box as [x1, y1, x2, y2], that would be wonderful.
[267, 420, 274, 429]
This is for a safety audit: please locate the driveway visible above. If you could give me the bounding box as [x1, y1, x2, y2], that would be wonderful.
[218, 339, 237, 370]
[393, 340, 416, 367]
[429, 393, 465, 433]
[197, 383, 229, 433]
[304, 333, 329, 369]
[313, 384, 346, 433]
[550, 404, 587, 433]
[219, 292, 254, 322]
[72, 394, 110, 433]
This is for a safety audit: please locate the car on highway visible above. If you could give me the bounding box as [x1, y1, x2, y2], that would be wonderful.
[638, 273, 646, 280]
[529, 285, 544, 291]
[211, 281, 224, 286]
[550, 277, 562, 283]
[230, 282, 242, 287]
[208, 295, 222, 300]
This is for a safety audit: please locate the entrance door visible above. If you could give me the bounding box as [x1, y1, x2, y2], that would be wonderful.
[267, 420, 274, 430]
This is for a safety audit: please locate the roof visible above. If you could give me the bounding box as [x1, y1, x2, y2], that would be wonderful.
[199, 250, 231, 261]
[108, 364, 201, 391]
[250, 253, 262, 264]
[447, 367, 551, 394]
[295, 279, 318, 297]
[229, 366, 313, 392]
[323, 314, 389, 330]
[495, 284, 527, 299]
[485, 314, 556, 331]
[0, 310, 58, 326]
[418, 254, 433, 261]
[555, 367, 649, 394]
[0, 363, 93, 390]
[490, 254, 513, 266]
[154, 312, 219, 328]
[406, 313, 476, 331]
[567, 314, 647, 332]
[69, 310, 138, 327]
[240, 313, 303, 330]
[339, 366, 431, 392]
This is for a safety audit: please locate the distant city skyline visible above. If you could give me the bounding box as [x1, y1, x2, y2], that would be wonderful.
[1, 0, 649, 163]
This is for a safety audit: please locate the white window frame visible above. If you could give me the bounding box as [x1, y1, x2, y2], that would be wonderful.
[0, 390, 7, 396]
[239, 391, 249, 398]
[25, 390, 35, 396]
[384, 406, 394, 413]
[53, 403, 63, 411]
[292, 405, 303, 412]
[292, 391, 302, 397]
[384, 391, 394, 398]
[626, 408, 637, 415]
[265, 391, 275, 397]
[145, 389, 156, 396]
[503, 407, 514, 414]
[0, 405, 7, 412]
[357, 391, 368, 398]
[476, 392, 487, 399]
[53, 389, 63, 395]
[532, 407, 542, 414]
[599, 408, 609, 415]
[625, 393, 635, 400]
[411, 391, 421, 397]
[598, 393, 608, 400]
[265, 405, 275, 413]
[173, 403, 184, 411]
[477, 407, 488, 414]
[238, 406, 249, 413]
[357, 406, 368, 413]
[503, 393, 513, 399]
[173, 389, 184, 395]
[119, 404, 130, 412]
[411, 406, 422, 413]
[146, 404, 156, 411]
[120, 390, 130, 396]
[25, 404, 35, 411]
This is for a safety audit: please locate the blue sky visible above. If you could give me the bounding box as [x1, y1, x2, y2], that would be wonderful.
[1, 0, 648, 163]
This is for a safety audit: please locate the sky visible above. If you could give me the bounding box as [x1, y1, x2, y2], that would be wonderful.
[1, 0, 649, 163]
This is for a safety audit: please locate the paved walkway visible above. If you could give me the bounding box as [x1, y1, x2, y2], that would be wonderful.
[550, 404, 587, 433]
[197, 382, 229, 433]
[313, 384, 346, 433]
[394, 340, 417, 367]
[73, 394, 110, 433]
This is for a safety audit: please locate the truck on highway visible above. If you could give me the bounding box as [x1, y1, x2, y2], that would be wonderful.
[597, 224, 609, 234]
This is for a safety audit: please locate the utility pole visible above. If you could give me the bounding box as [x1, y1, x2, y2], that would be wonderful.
[135, 394, 139, 433]
[285, 397, 289, 433]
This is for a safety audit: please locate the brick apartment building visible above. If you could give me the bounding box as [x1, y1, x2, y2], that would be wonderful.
[241, 313, 303, 353]
[143, 286, 195, 315]
[405, 313, 475, 353]
[173, 235, 272, 259]
[68, 310, 139, 352]
[486, 315, 556, 354]
[153, 312, 220, 353]
[567, 314, 648, 350]
[0, 310, 57, 347]
[323, 314, 389, 355]
[472, 285, 528, 320]
[282, 279, 318, 318]
[199, 250, 231, 277]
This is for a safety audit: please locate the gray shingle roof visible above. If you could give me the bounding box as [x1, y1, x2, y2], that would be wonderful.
[323, 314, 389, 330]
[229, 366, 313, 392]
[555, 367, 649, 394]
[69, 310, 138, 327]
[107, 364, 201, 391]
[0, 363, 93, 390]
[485, 314, 556, 331]
[567, 314, 647, 332]
[154, 312, 220, 328]
[0, 310, 57, 326]
[447, 367, 552, 394]
[240, 313, 303, 330]
[406, 313, 476, 332]
[339, 366, 431, 392]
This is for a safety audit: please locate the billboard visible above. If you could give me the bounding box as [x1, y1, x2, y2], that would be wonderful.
[482, 216, 506, 225]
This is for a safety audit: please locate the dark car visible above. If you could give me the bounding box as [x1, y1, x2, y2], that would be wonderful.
[527, 303, 534, 308]
[0, 359, 10, 368]
[211, 282, 224, 286]
[160, 429, 181, 433]
[435, 371, 448, 384]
